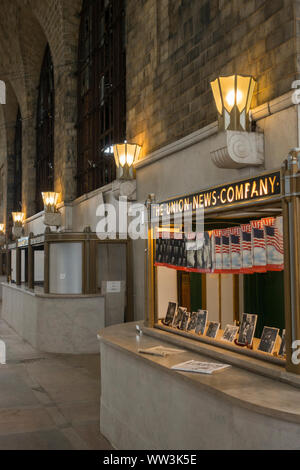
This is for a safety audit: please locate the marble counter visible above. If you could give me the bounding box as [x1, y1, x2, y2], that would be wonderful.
[99, 322, 300, 450]
[2, 282, 105, 354]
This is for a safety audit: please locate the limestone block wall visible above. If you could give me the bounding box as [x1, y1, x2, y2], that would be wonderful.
[0, 0, 82, 223]
[126, 0, 298, 157]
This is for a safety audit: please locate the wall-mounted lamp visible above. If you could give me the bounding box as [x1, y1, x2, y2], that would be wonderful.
[0, 223, 5, 245]
[42, 192, 61, 227]
[42, 192, 59, 213]
[12, 212, 25, 239]
[113, 141, 142, 180]
[210, 74, 256, 131]
[209, 74, 263, 169]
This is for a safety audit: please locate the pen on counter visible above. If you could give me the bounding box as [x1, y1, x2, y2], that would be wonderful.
[138, 349, 166, 357]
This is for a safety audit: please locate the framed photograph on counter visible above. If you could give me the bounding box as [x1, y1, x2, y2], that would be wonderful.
[173, 307, 187, 329]
[258, 327, 279, 354]
[163, 302, 177, 327]
[222, 325, 239, 343]
[195, 310, 208, 335]
[187, 312, 198, 332]
[179, 311, 190, 331]
[237, 313, 257, 346]
[205, 321, 220, 339]
[279, 329, 286, 357]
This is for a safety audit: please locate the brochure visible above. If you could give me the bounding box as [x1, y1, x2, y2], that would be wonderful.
[171, 360, 231, 374]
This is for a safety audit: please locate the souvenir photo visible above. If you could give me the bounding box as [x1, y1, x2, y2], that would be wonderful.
[237, 313, 258, 346]
[205, 321, 220, 339]
[178, 311, 190, 331]
[279, 329, 286, 357]
[195, 310, 208, 335]
[222, 325, 239, 343]
[162, 302, 177, 326]
[258, 326, 279, 354]
[172, 306, 187, 329]
[187, 312, 198, 332]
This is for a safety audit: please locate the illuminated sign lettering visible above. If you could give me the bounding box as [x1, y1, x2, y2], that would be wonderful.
[154, 171, 281, 218]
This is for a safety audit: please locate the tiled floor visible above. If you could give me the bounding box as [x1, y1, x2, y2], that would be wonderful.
[0, 314, 113, 450]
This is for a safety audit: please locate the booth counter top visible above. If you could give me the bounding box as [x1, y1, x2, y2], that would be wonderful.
[98, 321, 300, 426]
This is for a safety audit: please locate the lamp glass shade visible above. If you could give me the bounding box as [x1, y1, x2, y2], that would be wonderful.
[210, 78, 223, 115]
[12, 212, 25, 224]
[236, 75, 251, 112]
[210, 74, 256, 131]
[113, 142, 142, 168]
[246, 77, 256, 113]
[42, 192, 59, 211]
[219, 75, 236, 113]
[0, 224, 5, 233]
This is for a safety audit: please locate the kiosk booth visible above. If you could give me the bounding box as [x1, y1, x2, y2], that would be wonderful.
[99, 152, 300, 450]
[144, 154, 300, 376]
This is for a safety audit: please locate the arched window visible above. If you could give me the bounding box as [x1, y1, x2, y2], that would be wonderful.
[36, 44, 55, 212]
[14, 107, 22, 211]
[77, 0, 126, 197]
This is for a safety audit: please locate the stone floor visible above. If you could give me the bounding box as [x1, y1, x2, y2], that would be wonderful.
[0, 315, 113, 450]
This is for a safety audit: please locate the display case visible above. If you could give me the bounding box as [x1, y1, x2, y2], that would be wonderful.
[145, 169, 289, 366]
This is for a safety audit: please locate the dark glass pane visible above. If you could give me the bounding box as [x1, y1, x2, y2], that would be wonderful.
[14, 107, 22, 211]
[77, 0, 126, 197]
[36, 44, 55, 212]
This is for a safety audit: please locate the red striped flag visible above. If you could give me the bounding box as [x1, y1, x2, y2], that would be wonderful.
[222, 228, 231, 271]
[240, 224, 253, 273]
[230, 227, 241, 272]
[251, 220, 267, 272]
[212, 229, 222, 272]
[264, 216, 284, 271]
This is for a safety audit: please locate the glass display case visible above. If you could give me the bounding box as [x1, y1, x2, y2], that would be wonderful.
[146, 170, 287, 365]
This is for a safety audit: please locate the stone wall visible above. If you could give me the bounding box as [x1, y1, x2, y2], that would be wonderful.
[0, 0, 297, 222]
[0, 0, 82, 223]
[126, 0, 297, 157]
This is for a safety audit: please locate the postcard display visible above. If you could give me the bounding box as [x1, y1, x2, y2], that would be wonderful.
[155, 216, 286, 360]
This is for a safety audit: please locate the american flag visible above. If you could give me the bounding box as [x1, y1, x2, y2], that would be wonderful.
[222, 230, 230, 254]
[241, 224, 252, 251]
[240, 224, 252, 272]
[230, 227, 241, 253]
[252, 228, 266, 249]
[222, 229, 231, 270]
[264, 216, 284, 271]
[251, 220, 267, 270]
[230, 227, 241, 271]
[231, 235, 240, 251]
[214, 230, 222, 254]
[213, 230, 222, 271]
[265, 225, 284, 255]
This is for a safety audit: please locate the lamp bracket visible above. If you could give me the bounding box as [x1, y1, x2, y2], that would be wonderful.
[43, 212, 62, 228]
[210, 130, 264, 169]
[112, 179, 137, 201]
[12, 226, 23, 240]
